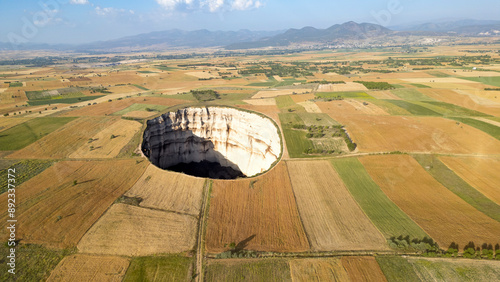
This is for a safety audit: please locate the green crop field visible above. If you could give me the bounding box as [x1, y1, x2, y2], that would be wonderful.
[391, 89, 435, 101]
[8, 82, 23, 87]
[279, 113, 314, 158]
[137, 70, 155, 73]
[316, 91, 374, 99]
[123, 255, 192, 282]
[376, 256, 421, 282]
[274, 78, 306, 87]
[205, 259, 291, 282]
[450, 117, 500, 140]
[427, 71, 451, 77]
[275, 95, 306, 112]
[0, 117, 76, 150]
[385, 100, 442, 116]
[113, 103, 169, 115]
[368, 99, 412, 115]
[296, 113, 340, 126]
[27, 95, 104, 106]
[0, 244, 73, 281]
[133, 84, 149, 90]
[420, 101, 492, 117]
[413, 155, 500, 222]
[0, 160, 54, 194]
[246, 77, 277, 87]
[458, 76, 500, 87]
[410, 83, 432, 88]
[330, 158, 429, 239]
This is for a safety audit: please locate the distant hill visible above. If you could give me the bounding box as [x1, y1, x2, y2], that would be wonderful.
[225, 21, 393, 49]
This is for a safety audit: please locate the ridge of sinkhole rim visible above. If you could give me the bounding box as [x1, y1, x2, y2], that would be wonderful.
[141, 106, 283, 180]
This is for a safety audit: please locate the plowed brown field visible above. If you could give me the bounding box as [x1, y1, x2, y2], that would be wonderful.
[287, 160, 388, 251]
[0, 159, 148, 248]
[341, 256, 387, 282]
[205, 162, 309, 253]
[360, 155, 500, 248]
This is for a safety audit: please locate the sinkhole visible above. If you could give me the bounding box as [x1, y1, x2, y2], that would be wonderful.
[141, 107, 282, 179]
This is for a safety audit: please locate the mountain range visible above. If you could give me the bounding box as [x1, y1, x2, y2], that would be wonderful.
[1, 20, 499, 52]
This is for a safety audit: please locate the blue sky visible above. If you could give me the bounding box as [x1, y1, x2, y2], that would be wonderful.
[2, 0, 500, 44]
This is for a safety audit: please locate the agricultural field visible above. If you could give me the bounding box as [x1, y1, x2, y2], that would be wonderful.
[439, 156, 500, 206]
[360, 155, 500, 249]
[78, 203, 198, 256]
[341, 256, 388, 282]
[125, 164, 205, 215]
[330, 158, 429, 239]
[3, 44, 500, 280]
[289, 258, 350, 281]
[7, 116, 119, 159]
[205, 162, 309, 253]
[69, 119, 142, 158]
[287, 160, 389, 251]
[47, 254, 130, 282]
[0, 159, 148, 248]
[205, 259, 292, 281]
[123, 255, 193, 282]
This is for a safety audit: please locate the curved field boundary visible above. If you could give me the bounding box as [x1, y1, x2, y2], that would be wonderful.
[330, 158, 429, 239]
[360, 155, 500, 249]
[413, 155, 500, 222]
[287, 160, 389, 251]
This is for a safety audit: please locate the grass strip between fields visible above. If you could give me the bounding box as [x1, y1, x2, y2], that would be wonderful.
[413, 154, 500, 223]
[384, 100, 442, 116]
[448, 117, 500, 141]
[123, 255, 192, 281]
[330, 158, 429, 239]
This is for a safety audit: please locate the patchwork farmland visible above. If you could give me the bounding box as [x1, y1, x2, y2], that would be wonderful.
[2, 43, 500, 280]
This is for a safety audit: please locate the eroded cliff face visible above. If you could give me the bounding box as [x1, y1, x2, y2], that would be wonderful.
[142, 107, 281, 178]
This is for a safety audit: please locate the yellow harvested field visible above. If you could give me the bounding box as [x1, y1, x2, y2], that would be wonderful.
[402, 77, 481, 84]
[273, 75, 283, 81]
[298, 101, 322, 113]
[47, 254, 129, 282]
[69, 119, 142, 158]
[290, 93, 315, 103]
[78, 203, 197, 256]
[360, 155, 500, 248]
[242, 98, 276, 106]
[205, 162, 309, 253]
[0, 160, 148, 248]
[253, 89, 311, 99]
[287, 160, 389, 251]
[419, 88, 500, 116]
[122, 110, 157, 118]
[456, 89, 500, 105]
[317, 82, 367, 92]
[185, 71, 217, 78]
[8, 116, 118, 159]
[316, 100, 388, 119]
[329, 115, 500, 154]
[455, 70, 500, 77]
[474, 117, 500, 127]
[367, 90, 402, 100]
[125, 164, 205, 215]
[440, 156, 500, 205]
[0, 117, 31, 132]
[341, 256, 387, 282]
[289, 258, 350, 282]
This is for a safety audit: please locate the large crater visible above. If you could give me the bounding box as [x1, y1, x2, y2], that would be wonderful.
[141, 107, 282, 179]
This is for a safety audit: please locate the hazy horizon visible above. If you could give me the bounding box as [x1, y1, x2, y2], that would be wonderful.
[2, 0, 500, 45]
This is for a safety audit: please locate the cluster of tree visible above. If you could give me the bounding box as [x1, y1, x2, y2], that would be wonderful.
[332, 126, 357, 151]
[191, 89, 220, 102]
[485, 88, 500, 91]
[461, 241, 500, 260]
[354, 81, 395, 90]
[302, 147, 337, 155]
[306, 80, 345, 84]
[389, 236, 440, 256]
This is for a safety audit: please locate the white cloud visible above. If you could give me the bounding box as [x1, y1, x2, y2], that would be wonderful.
[95, 6, 135, 17]
[155, 0, 262, 12]
[70, 0, 89, 4]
